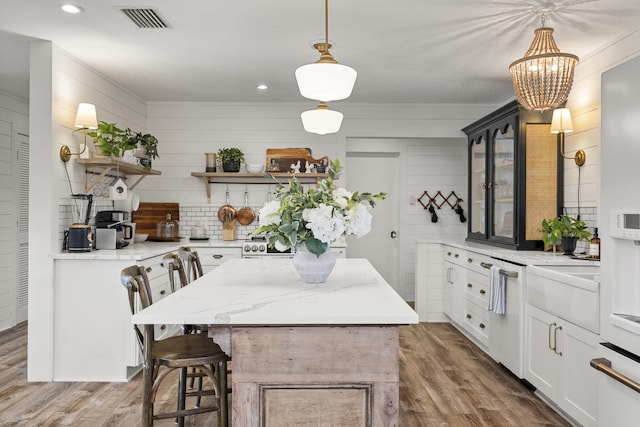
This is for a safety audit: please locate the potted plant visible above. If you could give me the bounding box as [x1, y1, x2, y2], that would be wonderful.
[540, 215, 591, 255]
[255, 159, 387, 282]
[87, 122, 136, 157]
[127, 130, 159, 170]
[218, 147, 245, 172]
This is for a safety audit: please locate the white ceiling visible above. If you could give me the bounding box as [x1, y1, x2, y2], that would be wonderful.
[0, 0, 639, 104]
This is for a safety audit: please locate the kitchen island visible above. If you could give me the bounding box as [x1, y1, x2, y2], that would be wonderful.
[132, 258, 418, 427]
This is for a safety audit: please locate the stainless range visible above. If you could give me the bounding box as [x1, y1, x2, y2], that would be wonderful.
[241, 236, 293, 259]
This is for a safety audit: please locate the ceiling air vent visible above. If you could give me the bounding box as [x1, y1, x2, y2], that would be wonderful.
[120, 7, 170, 29]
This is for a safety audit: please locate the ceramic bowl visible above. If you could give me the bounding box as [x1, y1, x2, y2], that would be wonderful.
[245, 164, 264, 173]
[134, 233, 149, 243]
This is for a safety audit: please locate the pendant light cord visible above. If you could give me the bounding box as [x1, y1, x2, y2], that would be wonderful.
[324, 0, 329, 50]
[577, 162, 581, 220]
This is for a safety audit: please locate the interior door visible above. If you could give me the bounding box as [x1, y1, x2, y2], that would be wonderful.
[345, 153, 399, 292]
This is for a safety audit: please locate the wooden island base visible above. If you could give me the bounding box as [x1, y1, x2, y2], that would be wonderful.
[227, 325, 400, 427]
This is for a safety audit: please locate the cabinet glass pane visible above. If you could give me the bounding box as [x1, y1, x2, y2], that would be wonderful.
[470, 135, 486, 234]
[492, 124, 515, 239]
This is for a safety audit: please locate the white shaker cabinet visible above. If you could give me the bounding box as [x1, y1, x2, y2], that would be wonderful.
[192, 246, 242, 273]
[526, 304, 599, 427]
[443, 246, 466, 325]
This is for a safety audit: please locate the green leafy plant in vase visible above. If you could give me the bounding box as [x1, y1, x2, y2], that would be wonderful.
[540, 215, 591, 255]
[127, 130, 159, 170]
[87, 122, 136, 157]
[218, 147, 245, 172]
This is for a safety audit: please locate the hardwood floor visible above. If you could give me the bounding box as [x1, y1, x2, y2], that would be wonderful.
[0, 322, 570, 426]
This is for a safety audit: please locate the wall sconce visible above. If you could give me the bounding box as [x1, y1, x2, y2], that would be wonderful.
[550, 108, 585, 166]
[60, 103, 98, 162]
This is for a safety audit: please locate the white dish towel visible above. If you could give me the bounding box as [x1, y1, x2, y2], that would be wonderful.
[488, 265, 506, 315]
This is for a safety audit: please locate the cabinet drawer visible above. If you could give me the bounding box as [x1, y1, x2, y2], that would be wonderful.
[139, 254, 168, 281]
[464, 300, 489, 345]
[196, 247, 242, 267]
[443, 246, 467, 267]
[464, 252, 494, 276]
[465, 270, 489, 306]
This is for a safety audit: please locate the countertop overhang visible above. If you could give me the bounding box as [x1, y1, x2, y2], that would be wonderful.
[132, 258, 418, 326]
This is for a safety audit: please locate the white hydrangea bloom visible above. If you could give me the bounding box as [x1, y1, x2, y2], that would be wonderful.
[258, 200, 281, 226]
[332, 187, 353, 209]
[274, 240, 289, 252]
[302, 203, 346, 244]
[345, 202, 372, 237]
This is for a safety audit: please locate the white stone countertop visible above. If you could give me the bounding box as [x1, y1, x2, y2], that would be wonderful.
[417, 239, 600, 267]
[132, 258, 419, 326]
[52, 238, 347, 260]
[51, 239, 245, 260]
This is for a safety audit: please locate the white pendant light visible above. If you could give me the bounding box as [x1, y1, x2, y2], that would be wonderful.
[301, 102, 343, 135]
[295, 0, 357, 102]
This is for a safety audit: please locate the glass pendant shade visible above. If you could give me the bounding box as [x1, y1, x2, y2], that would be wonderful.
[74, 103, 98, 129]
[301, 102, 343, 135]
[509, 27, 578, 112]
[295, 60, 357, 102]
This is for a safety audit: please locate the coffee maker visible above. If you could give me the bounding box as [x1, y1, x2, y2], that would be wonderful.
[64, 194, 94, 252]
[95, 210, 132, 249]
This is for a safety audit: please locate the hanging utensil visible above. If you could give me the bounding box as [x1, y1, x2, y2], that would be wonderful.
[217, 186, 237, 223]
[237, 187, 255, 225]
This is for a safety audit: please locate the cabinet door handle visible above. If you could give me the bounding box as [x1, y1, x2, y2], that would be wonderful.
[548, 322, 556, 351]
[447, 252, 452, 256]
[479, 323, 485, 329]
[467, 258, 473, 263]
[160, 290, 166, 295]
[467, 283, 473, 288]
[145, 267, 152, 273]
[553, 325, 563, 356]
[479, 289, 486, 295]
[454, 253, 459, 258]
[160, 324, 166, 330]
[466, 314, 472, 319]
[212, 255, 223, 259]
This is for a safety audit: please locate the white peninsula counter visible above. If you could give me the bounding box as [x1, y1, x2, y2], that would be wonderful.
[133, 258, 418, 427]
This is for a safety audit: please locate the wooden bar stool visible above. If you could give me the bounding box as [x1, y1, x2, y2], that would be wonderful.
[178, 246, 204, 282]
[121, 265, 229, 427]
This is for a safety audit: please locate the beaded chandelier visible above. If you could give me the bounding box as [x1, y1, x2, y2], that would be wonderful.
[509, 17, 579, 112]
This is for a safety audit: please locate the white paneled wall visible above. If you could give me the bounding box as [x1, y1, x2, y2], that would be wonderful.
[144, 104, 486, 300]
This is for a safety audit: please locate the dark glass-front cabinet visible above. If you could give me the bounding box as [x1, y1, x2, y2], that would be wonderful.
[462, 101, 562, 250]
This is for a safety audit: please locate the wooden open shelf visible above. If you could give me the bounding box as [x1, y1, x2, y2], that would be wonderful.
[191, 171, 328, 203]
[74, 157, 161, 194]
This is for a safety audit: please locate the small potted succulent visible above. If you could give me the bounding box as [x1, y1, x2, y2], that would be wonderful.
[218, 147, 245, 172]
[127, 130, 159, 170]
[88, 122, 136, 157]
[540, 215, 591, 255]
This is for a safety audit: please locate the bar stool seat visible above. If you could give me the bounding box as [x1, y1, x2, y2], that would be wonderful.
[121, 265, 229, 427]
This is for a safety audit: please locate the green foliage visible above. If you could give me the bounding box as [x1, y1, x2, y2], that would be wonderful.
[255, 159, 387, 256]
[87, 122, 136, 157]
[127, 131, 159, 159]
[217, 147, 245, 163]
[539, 215, 591, 246]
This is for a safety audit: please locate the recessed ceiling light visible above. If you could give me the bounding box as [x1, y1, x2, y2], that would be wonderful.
[256, 84, 268, 90]
[62, 4, 84, 14]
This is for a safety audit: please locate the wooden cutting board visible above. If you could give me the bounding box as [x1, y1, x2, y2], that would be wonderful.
[132, 202, 180, 240]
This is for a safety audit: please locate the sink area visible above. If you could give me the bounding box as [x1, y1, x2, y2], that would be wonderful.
[527, 264, 600, 290]
[527, 264, 600, 333]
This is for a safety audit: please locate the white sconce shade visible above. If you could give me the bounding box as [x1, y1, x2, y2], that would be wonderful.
[550, 108, 574, 134]
[74, 103, 98, 129]
[301, 102, 343, 135]
[295, 61, 357, 102]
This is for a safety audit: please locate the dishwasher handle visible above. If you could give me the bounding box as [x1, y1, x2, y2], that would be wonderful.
[480, 262, 519, 278]
[591, 357, 640, 394]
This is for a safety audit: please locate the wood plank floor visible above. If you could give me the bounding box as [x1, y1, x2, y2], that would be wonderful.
[0, 322, 571, 426]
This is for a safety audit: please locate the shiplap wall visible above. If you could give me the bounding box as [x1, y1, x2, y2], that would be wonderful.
[143, 103, 489, 300]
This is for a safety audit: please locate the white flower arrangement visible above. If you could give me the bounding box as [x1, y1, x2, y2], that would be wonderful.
[255, 159, 387, 256]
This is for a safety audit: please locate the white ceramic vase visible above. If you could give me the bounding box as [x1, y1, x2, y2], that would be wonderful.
[292, 244, 336, 283]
